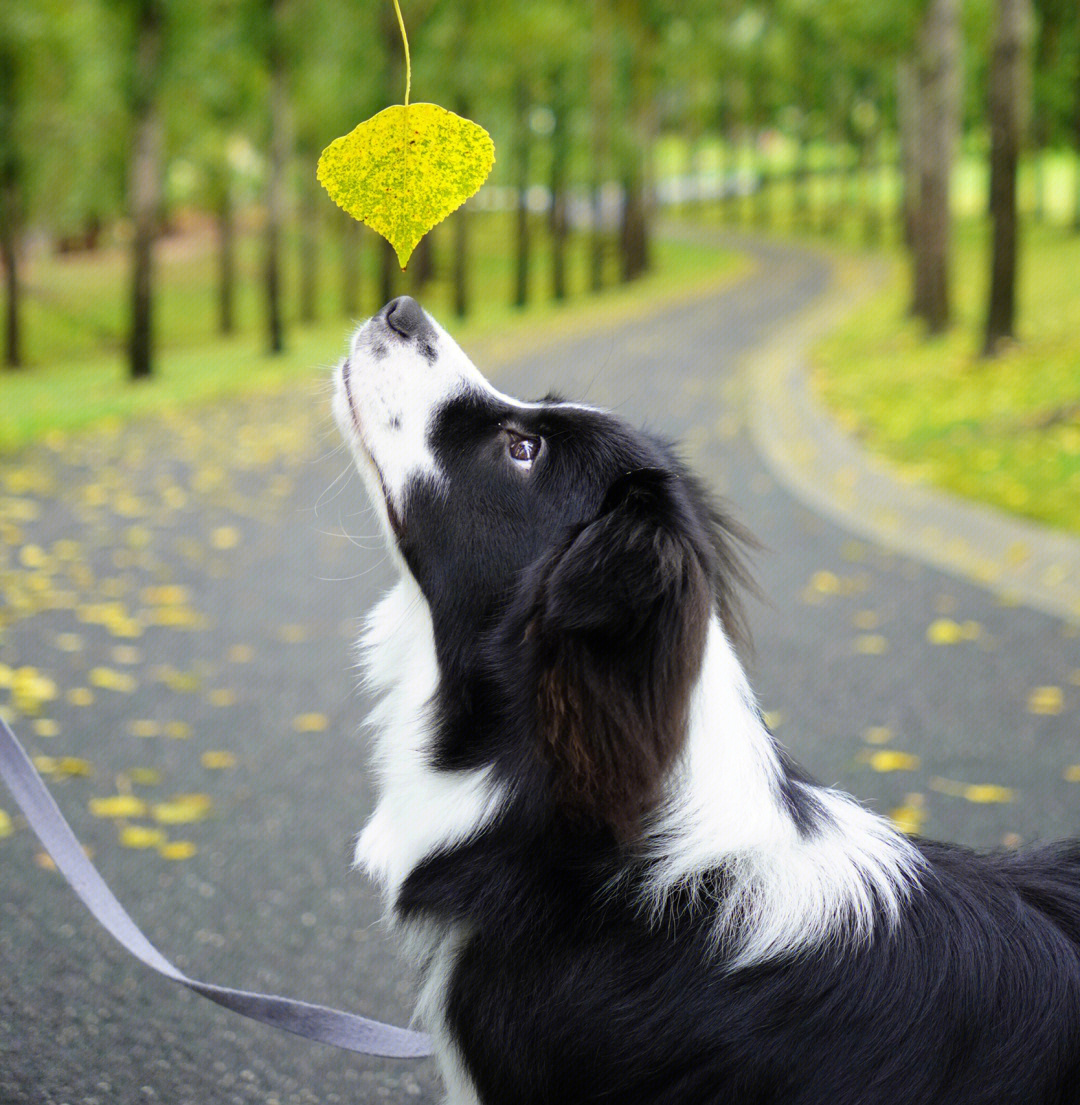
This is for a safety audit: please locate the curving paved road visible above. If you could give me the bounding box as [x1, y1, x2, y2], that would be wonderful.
[1, 236, 1078, 1104]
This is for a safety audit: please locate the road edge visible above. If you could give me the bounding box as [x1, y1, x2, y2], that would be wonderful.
[744, 246, 1080, 626]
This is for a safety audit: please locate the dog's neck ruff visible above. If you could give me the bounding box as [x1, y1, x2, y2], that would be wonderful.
[356, 578, 922, 969]
[642, 616, 924, 968]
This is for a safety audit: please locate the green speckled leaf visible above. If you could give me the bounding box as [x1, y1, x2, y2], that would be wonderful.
[318, 103, 495, 269]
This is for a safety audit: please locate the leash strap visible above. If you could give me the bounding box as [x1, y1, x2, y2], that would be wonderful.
[0, 715, 433, 1059]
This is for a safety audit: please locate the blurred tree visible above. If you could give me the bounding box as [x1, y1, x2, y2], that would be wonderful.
[983, 0, 1033, 356]
[167, 0, 262, 337]
[0, 9, 27, 368]
[590, 0, 615, 292]
[124, 0, 167, 380]
[261, 0, 289, 354]
[911, 0, 961, 334]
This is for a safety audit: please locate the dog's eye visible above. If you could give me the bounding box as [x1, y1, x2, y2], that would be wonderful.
[508, 435, 541, 467]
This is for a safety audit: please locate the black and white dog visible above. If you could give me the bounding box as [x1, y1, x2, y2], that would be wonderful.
[333, 296, 1080, 1105]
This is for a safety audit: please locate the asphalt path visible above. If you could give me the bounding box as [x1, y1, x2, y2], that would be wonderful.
[1, 236, 1077, 1104]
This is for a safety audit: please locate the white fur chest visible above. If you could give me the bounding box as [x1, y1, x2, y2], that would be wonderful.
[353, 577, 504, 900]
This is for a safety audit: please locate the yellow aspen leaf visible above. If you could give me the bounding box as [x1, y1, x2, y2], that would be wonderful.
[152, 794, 212, 824]
[926, 618, 963, 645]
[158, 840, 197, 861]
[1027, 686, 1063, 716]
[211, 526, 240, 550]
[962, 784, 1014, 804]
[56, 757, 92, 777]
[89, 667, 137, 693]
[855, 634, 889, 655]
[292, 713, 328, 733]
[200, 750, 236, 769]
[888, 804, 926, 836]
[67, 687, 94, 706]
[89, 795, 148, 819]
[129, 767, 162, 786]
[318, 103, 495, 270]
[863, 726, 893, 745]
[127, 719, 160, 738]
[120, 825, 166, 849]
[33, 718, 59, 738]
[0, 808, 13, 839]
[141, 585, 190, 605]
[810, 570, 840, 595]
[164, 721, 192, 739]
[867, 750, 920, 773]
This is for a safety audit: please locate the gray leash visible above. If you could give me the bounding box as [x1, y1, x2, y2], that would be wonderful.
[0, 714, 433, 1059]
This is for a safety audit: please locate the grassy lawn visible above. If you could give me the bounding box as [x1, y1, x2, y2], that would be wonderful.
[0, 216, 745, 453]
[812, 221, 1080, 535]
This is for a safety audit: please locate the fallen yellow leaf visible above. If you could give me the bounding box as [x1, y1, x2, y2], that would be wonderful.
[0, 808, 13, 839]
[201, 750, 236, 769]
[292, 713, 328, 733]
[868, 750, 920, 772]
[158, 840, 197, 861]
[152, 794, 212, 824]
[1027, 686, 1063, 716]
[888, 804, 926, 836]
[926, 618, 962, 645]
[89, 667, 137, 694]
[211, 526, 240, 550]
[120, 825, 166, 849]
[962, 784, 1014, 804]
[89, 795, 148, 819]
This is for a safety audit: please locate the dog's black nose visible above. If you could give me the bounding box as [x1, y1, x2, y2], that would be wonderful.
[384, 296, 426, 339]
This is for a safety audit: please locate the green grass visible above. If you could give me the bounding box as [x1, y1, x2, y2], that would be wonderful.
[812, 220, 1080, 534]
[0, 217, 744, 452]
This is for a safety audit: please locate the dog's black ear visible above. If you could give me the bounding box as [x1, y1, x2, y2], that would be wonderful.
[530, 468, 712, 840]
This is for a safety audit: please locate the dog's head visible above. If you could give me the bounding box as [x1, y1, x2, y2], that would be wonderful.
[335, 298, 748, 839]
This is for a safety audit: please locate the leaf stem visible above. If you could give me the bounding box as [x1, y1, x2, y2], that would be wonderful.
[392, 0, 411, 107]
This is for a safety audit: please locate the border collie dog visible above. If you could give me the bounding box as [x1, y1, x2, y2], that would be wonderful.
[334, 296, 1080, 1105]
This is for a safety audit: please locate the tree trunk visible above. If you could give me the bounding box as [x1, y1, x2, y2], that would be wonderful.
[0, 44, 21, 368]
[589, 0, 613, 293]
[264, 0, 288, 356]
[410, 233, 435, 294]
[215, 175, 235, 335]
[452, 206, 469, 318]
[341, 211, 361, 317]
[550, 70, 569, 303]
[0, 189, 19, 370]
[620, 173, 648, 281]
[128, 0, 164, 381]
[793, 128, 811, 232]
[452, 95, 471, 319]
[513, 77, 530, 310]
[983, 0, 1032, 357]
[911, 0, 961, 335]
[896, 60, 918, 251]
[861, 134, 883, 246]
[379, 236, 396, 305]
[298, 166, 318, 324]
[1074, 26, 1080, 233]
